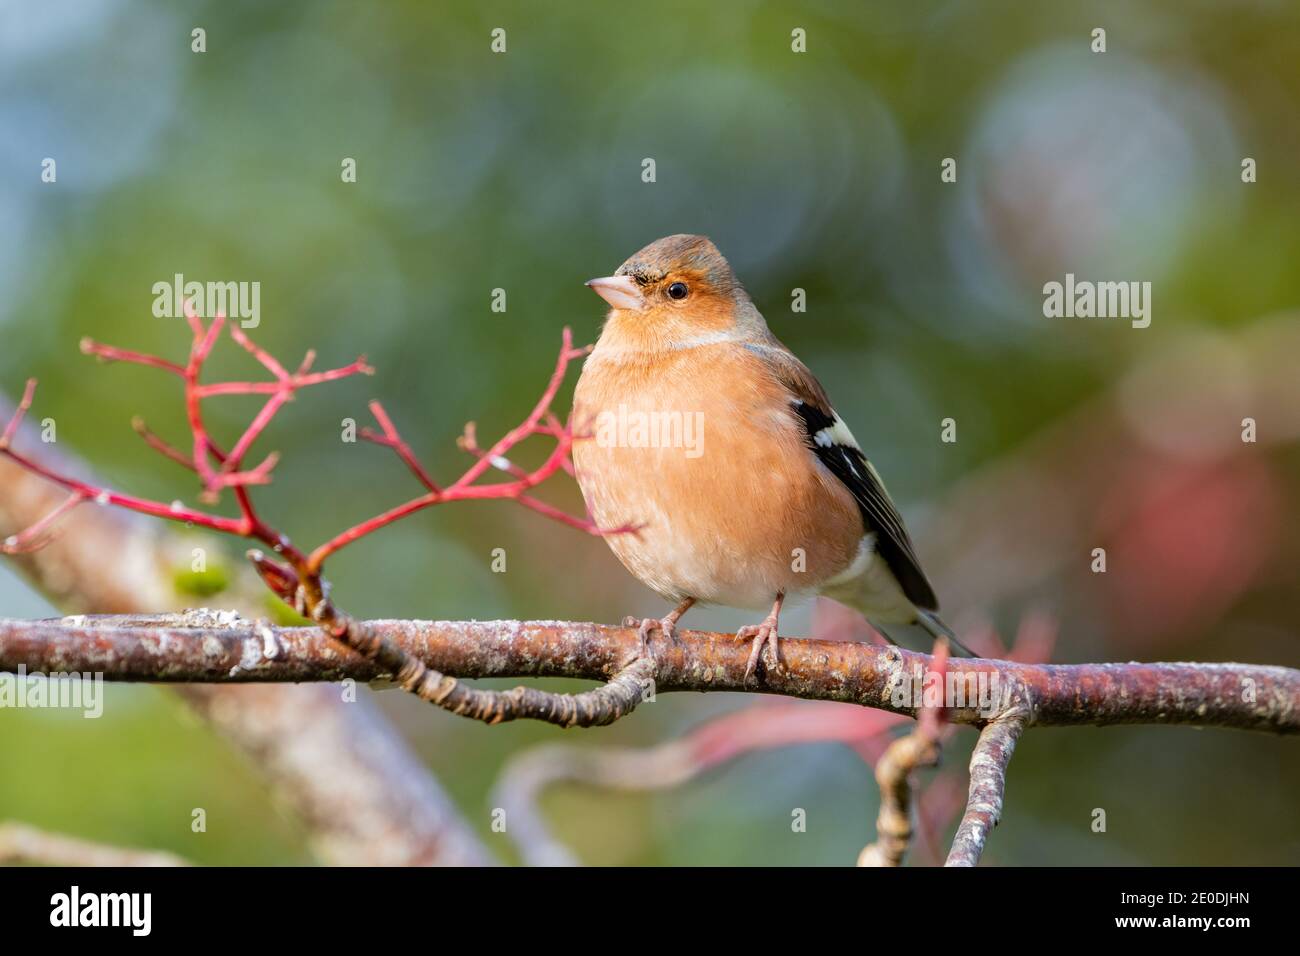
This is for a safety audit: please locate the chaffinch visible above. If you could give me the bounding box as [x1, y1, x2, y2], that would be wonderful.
[574, 234, 969, 680]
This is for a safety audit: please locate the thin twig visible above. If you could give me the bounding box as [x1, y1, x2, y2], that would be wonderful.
[945, 714, 1027, 867]
[1, 491, 87, 554]
[0, 378, 37, 449]
[362, 400, 440, 492]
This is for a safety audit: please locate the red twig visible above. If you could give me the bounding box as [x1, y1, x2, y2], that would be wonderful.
[1, 491, 88, 554]
[2, 316, 646, 729]
[457, 421, 531, 481]
[4, 316, 618, 590]
[131, 417, 196, 471]
[0, 378, 38, 450]
[305, 327, 617, 570]
[79, 339, 185, 377]
[454, 414, 630, 537]
[361, 401, 440, 493]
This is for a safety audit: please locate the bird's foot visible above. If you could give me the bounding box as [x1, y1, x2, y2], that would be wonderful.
[737, 594, 786, 683]
[623, 614, 678, 653]
[624, 598, 696, 657]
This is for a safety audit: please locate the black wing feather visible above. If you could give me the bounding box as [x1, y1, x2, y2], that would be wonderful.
[791, 401, 939, 611]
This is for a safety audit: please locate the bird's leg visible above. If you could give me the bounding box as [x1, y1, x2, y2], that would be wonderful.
[737, 592, 785, 683]
[624, 597, 696, 655]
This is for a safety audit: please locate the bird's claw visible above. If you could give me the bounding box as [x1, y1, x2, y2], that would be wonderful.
[738, 618, 781, 683]
[624, 614, 680, 656]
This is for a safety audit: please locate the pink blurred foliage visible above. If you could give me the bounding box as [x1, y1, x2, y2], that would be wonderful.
[1095, 453, 1283, 653]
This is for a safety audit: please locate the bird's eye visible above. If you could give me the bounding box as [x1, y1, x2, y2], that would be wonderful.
[667, 282, 689, 300]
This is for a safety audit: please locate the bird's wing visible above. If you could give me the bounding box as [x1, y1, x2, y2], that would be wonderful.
[751, 339, 940, 611]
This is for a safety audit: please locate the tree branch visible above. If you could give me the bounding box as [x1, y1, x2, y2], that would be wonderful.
[858, 640, 950, 867]
[945, 715, 1027, 867]
[3, 615, 1296, 734]
[856, 730, 941, 866]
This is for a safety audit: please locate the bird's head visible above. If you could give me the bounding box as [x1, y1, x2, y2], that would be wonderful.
[586, 235, 750, 346]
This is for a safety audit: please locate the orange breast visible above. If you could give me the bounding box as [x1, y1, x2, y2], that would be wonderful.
[572, 344, 864, 609]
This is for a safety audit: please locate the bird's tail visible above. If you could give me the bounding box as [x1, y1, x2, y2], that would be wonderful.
[875, 609, 977, 658]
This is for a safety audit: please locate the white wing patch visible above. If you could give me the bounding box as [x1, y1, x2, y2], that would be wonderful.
[812, 411, 861, 451]
[792, 399, 939, 611]
[824, 533, 876, 587]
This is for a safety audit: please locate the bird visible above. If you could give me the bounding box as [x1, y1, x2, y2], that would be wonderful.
[572, 234, 970, 681]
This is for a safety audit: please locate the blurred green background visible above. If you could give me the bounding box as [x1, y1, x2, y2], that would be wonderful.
[1, 0, 1297, 865]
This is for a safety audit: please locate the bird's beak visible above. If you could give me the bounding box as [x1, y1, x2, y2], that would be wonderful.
[585, 275, 644, 311]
